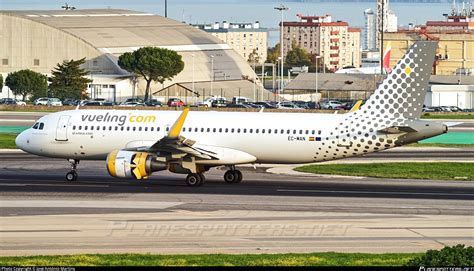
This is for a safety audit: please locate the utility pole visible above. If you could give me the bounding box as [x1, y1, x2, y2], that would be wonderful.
[275, 4, 289, 101]
[165, 0, 168, 18]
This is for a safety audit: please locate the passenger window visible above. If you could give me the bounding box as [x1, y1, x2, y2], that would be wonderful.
[213, 128, 216, 132]
[120, 127, 124, 131]
[151, 127, 154, 132]
[256, 129, 259, 134]
[243, 128, 247, 133]
[262, 129, 265, 134]
[293, 130, 297, 134]
[84, 126, 88, 131]
[281, 129, 284, 134]
[201, 128, 204, 132]
[145, 127, 148, 132]
[166, 127, 170, 132]
[219, 128, 222, 133]
[287, 129, 290, 134]
[305, 130, 309, 134]
[109, 126, 112, 131]
[91, 126, 94, 131]
[299, 130, 303, 134]
[311, 130, 315, 135]
[114, 126, 118, 131]
[225, 128, 229, 133]
[231, 128, 235, 133]
[207, 128, 210, 132]
[72, 125, 76, 130]
[157, 127, 160, 131]
[133, 127, 136, 131]
[237, 128, 241, 133]
[249, 129, 253, 133]
[127, 127, 130, 131]
[103, 126, 106, 131]
[274, 129, 278, 134]
[139, 127, 142, 131]
[97, 126, 100, 130]
[318, 130, 322, 135]
[39, 123, 44, 130]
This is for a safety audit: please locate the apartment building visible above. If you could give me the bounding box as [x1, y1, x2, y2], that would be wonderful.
[282, 14, 361, 71]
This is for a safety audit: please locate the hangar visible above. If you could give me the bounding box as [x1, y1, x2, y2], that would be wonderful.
[0, 9, 259, 102]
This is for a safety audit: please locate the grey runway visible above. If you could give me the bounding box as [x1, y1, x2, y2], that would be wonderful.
[0, 151, 473, 255]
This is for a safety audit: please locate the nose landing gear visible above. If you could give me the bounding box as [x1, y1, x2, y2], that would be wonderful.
[65, 159, 80, 181]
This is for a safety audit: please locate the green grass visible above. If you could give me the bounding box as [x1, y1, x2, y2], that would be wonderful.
[0, 252, 422, 266]
[421, 113, 474, 119]
[295, 162, 474, 181]
[0, 133, 17, 149]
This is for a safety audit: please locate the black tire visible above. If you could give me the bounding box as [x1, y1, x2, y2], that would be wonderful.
[65, 171, 78, 182]
[234, 170, 243, 183]
[224, 170, 241, 184]
[185, 173, 202, 187]
[198, 173, 206, 186]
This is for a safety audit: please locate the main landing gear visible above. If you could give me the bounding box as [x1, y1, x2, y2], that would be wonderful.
[185, 173, 205, 187]
[224, 166, 243, 184]
[65, 159, 80, 181]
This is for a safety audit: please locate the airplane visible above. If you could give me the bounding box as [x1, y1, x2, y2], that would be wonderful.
[336, 41, 392, 74]
[15, 41, 448, 187]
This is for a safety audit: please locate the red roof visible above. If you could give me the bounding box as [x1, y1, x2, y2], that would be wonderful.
[348, 28, 361, 32]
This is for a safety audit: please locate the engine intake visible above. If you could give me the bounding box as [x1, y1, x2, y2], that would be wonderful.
[106, 150, 167, 179]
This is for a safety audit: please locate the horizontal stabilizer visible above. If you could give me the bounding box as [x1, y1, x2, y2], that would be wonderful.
[442, 122, 463, 127]
[378, 126, 418, 134]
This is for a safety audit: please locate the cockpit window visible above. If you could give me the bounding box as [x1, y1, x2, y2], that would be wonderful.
[32, 123, 39, 129]
[39, 123, 44, 130]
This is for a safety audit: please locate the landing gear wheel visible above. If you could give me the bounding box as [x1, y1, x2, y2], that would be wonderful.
[65, 171, 78, 182]
[224, 170, 242, 184]
[185, 173, 203, 187]
[234, 170, 243, 183]
[198, 173, 206, 186]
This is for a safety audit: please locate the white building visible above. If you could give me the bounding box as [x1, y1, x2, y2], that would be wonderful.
[363, 9, 377, 51]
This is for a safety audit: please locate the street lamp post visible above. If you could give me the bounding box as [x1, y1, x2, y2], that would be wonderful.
[191, 54, 195, 105]
[253, 59, 256, 101]
[210, 55, 215, 97]
[274, 4, 288, 101]
[314, 55, 322, 102]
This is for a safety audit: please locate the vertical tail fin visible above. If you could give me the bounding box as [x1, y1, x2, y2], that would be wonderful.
[358, 41, 437, 119]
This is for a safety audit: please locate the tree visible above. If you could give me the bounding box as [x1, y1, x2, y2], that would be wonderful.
[118, 47, 185, 101]
[247, 49, 261, 64]
[5, 70, 48, 101]
[266, 43, 281, 64]
[285, 45, 312, 67]
[49, 58, 91, 100]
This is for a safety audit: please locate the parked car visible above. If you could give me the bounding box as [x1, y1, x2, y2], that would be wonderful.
[118, 102, 145, 107]
[0, 98, 26, 106]
[145, 99, 163, 107]
[253, 102, 277, 109]
[46, 98, 63, 107]
[62, 99, 79, 106]
[321, 100, 344, 110]
[123, 98, 144, 104]
[211, 98, 229, 108]
[232, 96, 251, 104]
[167, 98, 186, 107]
[225, 103, 253, 109]
[423, 106, 442, 112]
[33, 97, 50, 105]
[197, 96, 226, 107]
[276, 101, 304, 110]
[82, 101, 102, 106]
[292, 101, 310, 109]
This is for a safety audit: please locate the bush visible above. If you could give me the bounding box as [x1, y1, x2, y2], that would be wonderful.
[406, 245, 474, 266]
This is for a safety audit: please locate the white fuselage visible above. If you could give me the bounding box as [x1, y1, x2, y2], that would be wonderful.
[16, 109, 404, 164]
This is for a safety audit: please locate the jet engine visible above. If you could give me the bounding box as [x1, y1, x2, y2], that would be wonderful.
[106, 150, 167, 180]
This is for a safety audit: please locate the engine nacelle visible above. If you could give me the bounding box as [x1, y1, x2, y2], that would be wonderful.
[106, 150, 167, 180]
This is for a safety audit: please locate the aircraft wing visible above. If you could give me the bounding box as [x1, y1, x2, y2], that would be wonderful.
[146, 108, 219, 160]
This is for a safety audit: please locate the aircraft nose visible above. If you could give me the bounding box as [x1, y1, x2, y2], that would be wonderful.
[15, 131, 28, 151]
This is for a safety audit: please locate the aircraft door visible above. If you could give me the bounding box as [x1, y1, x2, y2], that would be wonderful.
[56, 115, 71, 141]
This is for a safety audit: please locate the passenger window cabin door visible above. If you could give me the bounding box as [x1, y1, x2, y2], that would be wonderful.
[56, 115, 71, 141]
